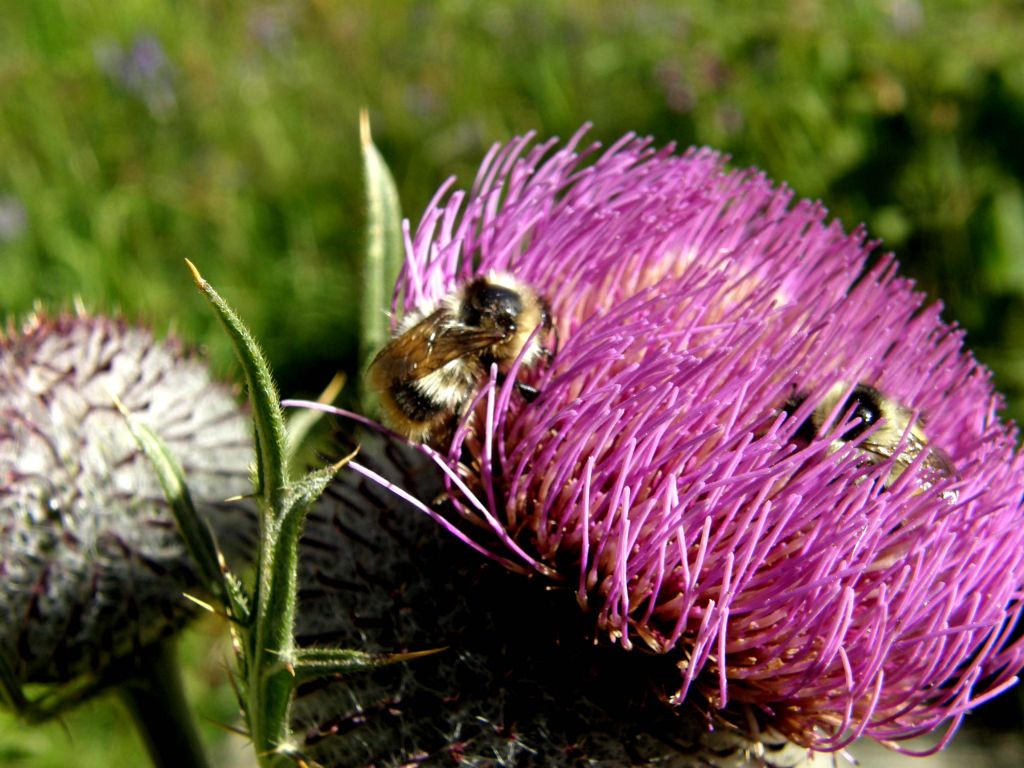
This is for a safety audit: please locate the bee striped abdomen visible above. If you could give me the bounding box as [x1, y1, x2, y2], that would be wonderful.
[390, 381, 447, 422]
[368, 272, 554, 449]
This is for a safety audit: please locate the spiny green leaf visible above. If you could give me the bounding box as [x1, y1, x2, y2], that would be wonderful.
[186, 260, 296, 765]
[224, 572, 253, 627]
[12, 672, 108, 724]
[186, 259, 288, 511]
[282, 447, 359, 535]
[359, 109, 404, 413]
[114, 394, 229, 607]
[291, 647, 444, 685]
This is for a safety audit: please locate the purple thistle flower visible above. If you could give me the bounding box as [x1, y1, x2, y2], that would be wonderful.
[368, 128, 1024, 755]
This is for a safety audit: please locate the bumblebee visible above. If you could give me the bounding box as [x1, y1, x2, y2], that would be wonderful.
[368, 272, 553, 448]
[785, 381, 955, 488]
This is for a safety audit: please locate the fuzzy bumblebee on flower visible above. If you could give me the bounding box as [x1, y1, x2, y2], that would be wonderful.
[291, 127, 1024, 767]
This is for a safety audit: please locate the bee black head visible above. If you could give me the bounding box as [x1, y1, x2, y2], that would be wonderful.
[785, 383, 885, 444]
[461, 279, 523, 333]
[783, 393, 817, 444]
[837, 384, 884, 440]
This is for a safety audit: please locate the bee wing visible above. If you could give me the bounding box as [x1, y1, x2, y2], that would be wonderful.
[862, 428, 955, 480]
[860, 421, 922, 460]
[372, 311, 507, 382]
[411, 326, 510, 379]
[922, 444, 956, 479]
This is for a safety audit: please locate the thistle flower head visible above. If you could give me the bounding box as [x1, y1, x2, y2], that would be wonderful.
[0, 311, 253, 684]
[375, 129, 1024, 754]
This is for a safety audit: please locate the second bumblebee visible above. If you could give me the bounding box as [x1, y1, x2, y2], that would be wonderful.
[786, 381, 955, 488]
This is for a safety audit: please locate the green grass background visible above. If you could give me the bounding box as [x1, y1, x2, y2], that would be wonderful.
[2, 0, 1024, 764]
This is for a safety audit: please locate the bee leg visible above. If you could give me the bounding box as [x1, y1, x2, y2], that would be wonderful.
[516, 381, 541, 402]
[493, 370, 542, 402]
[541, 323, 560, 362]
[537, 296, 559, 358]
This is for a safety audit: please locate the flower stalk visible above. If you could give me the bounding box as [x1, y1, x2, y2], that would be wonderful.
[116, 640, 211, 768]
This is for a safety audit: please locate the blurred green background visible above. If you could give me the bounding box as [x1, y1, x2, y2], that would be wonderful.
[3, 0, 1024, 764]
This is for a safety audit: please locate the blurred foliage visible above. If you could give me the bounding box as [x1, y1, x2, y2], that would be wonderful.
[0, 619, 246, 767]
[2, 0, 1024, 761]
[2, 0, 1024, 417]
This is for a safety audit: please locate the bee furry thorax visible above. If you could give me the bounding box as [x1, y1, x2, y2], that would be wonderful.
[369, 272, 553, 448]
[785, 381, 956, 489]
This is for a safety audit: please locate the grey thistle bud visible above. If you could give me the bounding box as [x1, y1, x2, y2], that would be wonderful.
[0, 311, 254, 687]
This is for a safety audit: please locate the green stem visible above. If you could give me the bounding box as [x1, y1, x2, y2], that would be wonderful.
[116, 639, 210, 768]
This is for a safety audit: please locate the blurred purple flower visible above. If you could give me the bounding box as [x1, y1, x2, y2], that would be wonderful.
[887, 0, 925, 35]
[94, 34, 177, 117]
[366, 129, 1024, 756]
[246, 4, 295, 52]
[0, 195, 27, 243]
[653, 61, 696, 115]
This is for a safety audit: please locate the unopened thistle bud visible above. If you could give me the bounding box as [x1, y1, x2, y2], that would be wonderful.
[0, 311, 253, 685]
